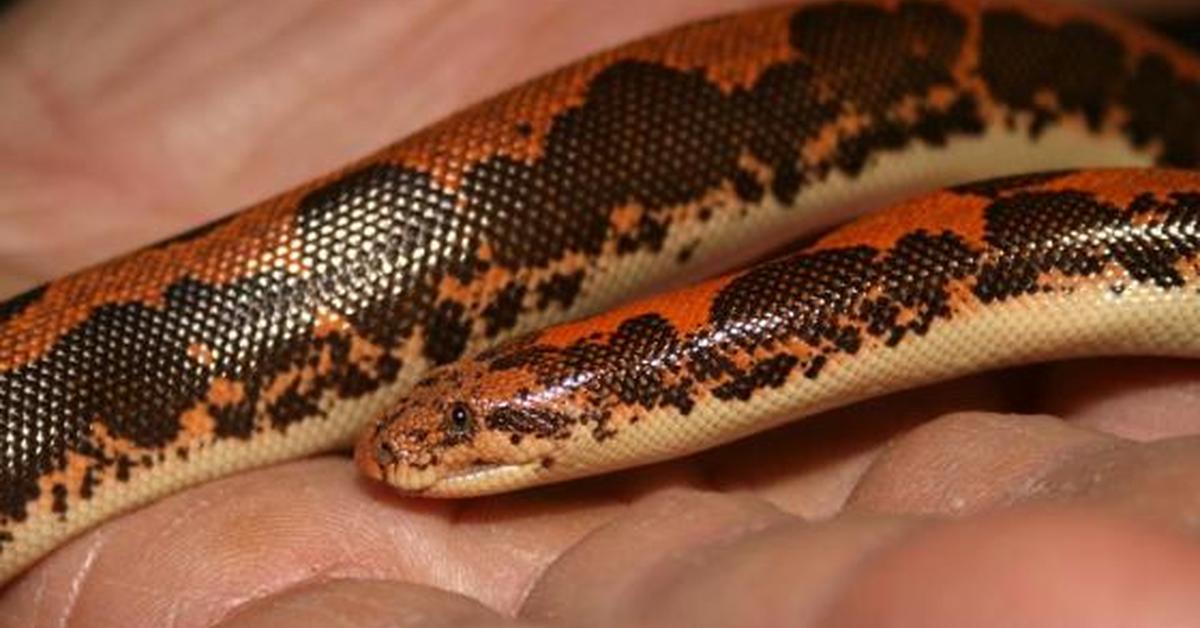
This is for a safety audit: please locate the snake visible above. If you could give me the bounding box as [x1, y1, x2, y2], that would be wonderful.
[1, 0, 1199, 586]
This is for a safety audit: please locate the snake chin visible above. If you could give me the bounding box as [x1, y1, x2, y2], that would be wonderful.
[377, 463, 439, 493]
[420, 460, 548, 497]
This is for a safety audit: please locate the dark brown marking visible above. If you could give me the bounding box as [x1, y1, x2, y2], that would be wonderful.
[0, 286, 45, 328]
[485, 407, 575, 440]
[711, 355, 799, 401]
[483, 283, 528, 338]
[536, 271, 585, 310]
[466, 171, 1200, 449]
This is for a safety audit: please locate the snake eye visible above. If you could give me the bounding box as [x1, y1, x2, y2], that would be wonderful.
[444, 403, 474, 440]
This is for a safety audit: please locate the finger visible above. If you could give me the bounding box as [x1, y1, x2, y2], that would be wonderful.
[846, 409, 1200, 526]
[0, 457, 623, 627]
[524, 488, 1200, 627]
[820, 509, 1200, 628]
[845, 412, 1116, 515]
[214, 579, 521, 628]
[1036, 436, 1200, 521]
[1039, 357, 1200, 441]
[521, 488, 878, 626]
[694, 370, 1019, 517]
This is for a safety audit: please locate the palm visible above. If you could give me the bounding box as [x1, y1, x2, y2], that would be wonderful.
[2, 1, 1199, 627]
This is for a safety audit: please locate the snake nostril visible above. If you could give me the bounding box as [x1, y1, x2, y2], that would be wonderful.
[371, 416, 392, 438]
[375, 441, 397, 466]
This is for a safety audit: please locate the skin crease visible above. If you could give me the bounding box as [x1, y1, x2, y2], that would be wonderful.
[3, 1, 1200, 627]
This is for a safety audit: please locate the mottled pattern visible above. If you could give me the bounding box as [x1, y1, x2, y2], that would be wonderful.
[2, 0, 1200, 583]
[361, 170, 1200, 493]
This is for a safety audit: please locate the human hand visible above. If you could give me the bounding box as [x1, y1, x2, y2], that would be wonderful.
[2, 1, 1199, 627]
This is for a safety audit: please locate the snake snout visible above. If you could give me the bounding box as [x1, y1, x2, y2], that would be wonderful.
[353, 435, 387, 481]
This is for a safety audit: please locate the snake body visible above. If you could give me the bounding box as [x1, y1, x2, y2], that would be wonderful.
[358, 168, 1200, 493]
[2, 0, 1200, 583]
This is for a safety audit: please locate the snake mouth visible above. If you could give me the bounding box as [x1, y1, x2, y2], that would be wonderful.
[420, 460, 548, 497]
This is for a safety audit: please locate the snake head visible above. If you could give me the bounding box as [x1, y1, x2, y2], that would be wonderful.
[355, 358, 570, 496]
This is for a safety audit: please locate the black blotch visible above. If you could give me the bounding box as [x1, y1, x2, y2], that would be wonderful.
[832, 325, 864, 353]
[980, 10, 1125, 133]
[975, 190, 1200, 302]
[979, 8, 1200, 164]
[50, 484, 68, 516]
[80, 468, 98, 499]
[712, 354, 799, 401]
[711, 227, 976, 355]
[115, 456, 132, 482]
[617, 215, 670, 255]
[589, 410, 617, 441]
[1121, 54, 1200, 167]
[482, 282, 527, 338]
[711, 246, 881, 347]
[976, 191, 1109, 302]
[0, 274, 294, 517]
[676, 240, 700, 265]
[865, 231, 976, 345]
[485, 406, 575, 439]
[791, 2, 967, 106]
[267, 383, 321, 431]
[564, 314, 681, 409]
[377, 354, 402, 383]
[423, 300, 472, 365]
[0, 285, 46, 327]
[771, 160, 802, 205]
[732, 169, 766, 203]
[1152, 17, 1200, 53]
[468, 61, 739, 269]
[804, 355, 828, 379]
[486, 314, 688, 430]
[210, 401, 256, 439]
[536, 271, 585, 311]
[787, 2, 984, 178]
[262, 334, 398, 436]
[684, 345, 740, 383]
[659, 379, 696, 415]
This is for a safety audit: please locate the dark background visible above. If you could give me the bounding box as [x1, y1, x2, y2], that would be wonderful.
[1157, 18, 1200, 50]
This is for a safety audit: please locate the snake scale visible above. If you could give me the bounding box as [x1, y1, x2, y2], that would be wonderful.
[2, 0, 1200, 584]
